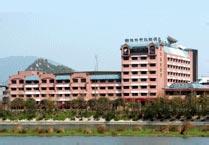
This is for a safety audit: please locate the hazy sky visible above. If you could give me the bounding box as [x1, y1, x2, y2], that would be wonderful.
[0, 0, 208, 76]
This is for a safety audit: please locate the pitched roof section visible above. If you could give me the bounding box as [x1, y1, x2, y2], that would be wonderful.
[90, 74, 121, 80]
[55, 75, 70, 80]
[25, 75, 39, 81]
[168, 82, 206, 89]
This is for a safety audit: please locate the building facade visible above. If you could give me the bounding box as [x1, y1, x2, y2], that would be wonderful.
[8, 71, 122, 104]
[120, 36, 198, 101]
[7, 36, 198, 103]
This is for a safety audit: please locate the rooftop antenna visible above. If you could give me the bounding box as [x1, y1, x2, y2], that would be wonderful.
[94, 54, 99, 71]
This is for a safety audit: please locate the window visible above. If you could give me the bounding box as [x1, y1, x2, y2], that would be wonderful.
[132, 79, 138, 82]
[65, 87, 70, 90]
[140, 64, 147, 67]
[132, 93, 138, 96]
[132, 71, 138, 75]
[132, 86, 138, 89]
[150, 85, 156, 89]
[141, 86, 147, 89]
[150, 56, 156, 59]
[108, 86, 114, 90]
[11, 80, 16, 84]
[81, 79, 86, 83]
[26, 88, 32, 91]
[49, 87, 55, 90]
[150, 63, 156, 67]
[41, 87, 47, 90]
[73, 79, 78, 83]
[19, 80, 24, 84]
[50, 79, 54, 83]
[141, 93, 147, 96]
[11, 88, 16, 91]
[123, 72, 129, 75]
[123, 86, 129, 89]
[124, 93, 129, 96]
[131, 64, 138, 67]
[116, 86, 121, 89]
[123, 79, 129, 82]
[140, 57, 147, 60]
[150, 93, 156, 96]
[141, 71, 147, 74]
[72, 87, 78, 90]
[123, 56, 129, 60]
[150, 78, 156, 81]
[141, 78, 147, 82]
[132, 57, 138, 60]
[123, 64, 129, 68]
[100, 87, 106, 90]
[42, 80, 47, 83]
[150, 71, 156, 74]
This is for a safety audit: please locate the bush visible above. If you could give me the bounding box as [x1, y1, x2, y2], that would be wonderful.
[83, 128, 92, 135]
[201, 125, 209, 132]
[132, 125, 143, 131]
[154, 125, 169, 133]
[97, 124, 108, 134]
[180, 121, 193, 135]
[47, 127, 54, 133]
[55, 128, 65, 133]
[169, 125, 181, 132]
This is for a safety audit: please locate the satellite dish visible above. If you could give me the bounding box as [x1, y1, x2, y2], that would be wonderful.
[167, 36, 177, 44]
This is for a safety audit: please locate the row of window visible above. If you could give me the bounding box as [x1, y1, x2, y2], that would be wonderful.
[11, 78, 87, 84]
[123, 56, 156, 61]
[168, 65, 190, 70]
[92, 86, 121, 90]
[123, 78, 156, 82]
[123, 70, 156, 75]
[123, 93, 156, 96]
[123, 85, 156, 89]
[167, 79, 190, 83]
[11, 87, 86, 91]
[168, 72, 191, 77]
[167, 57, 190, 64]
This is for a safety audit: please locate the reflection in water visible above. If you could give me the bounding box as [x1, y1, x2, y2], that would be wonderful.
[0, 137, 209, 145]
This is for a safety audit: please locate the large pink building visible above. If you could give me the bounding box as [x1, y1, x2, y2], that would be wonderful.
[8, 36, 198, 103]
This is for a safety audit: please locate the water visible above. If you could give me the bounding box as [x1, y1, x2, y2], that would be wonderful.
[0, 137, 208, 145]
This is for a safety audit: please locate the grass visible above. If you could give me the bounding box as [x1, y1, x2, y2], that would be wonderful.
[0, 125, 209, 137]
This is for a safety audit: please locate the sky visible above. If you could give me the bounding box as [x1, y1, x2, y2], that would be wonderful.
[0, 0, 208, 76]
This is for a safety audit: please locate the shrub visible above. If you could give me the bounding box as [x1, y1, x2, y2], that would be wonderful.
[154, 125, 169, 133]
[13, 124, 24, 134]
[169, 125, 181, 132]
[0, 129, 7, 133]
[47, 127, 54, 133]
[35, 127, 47, 134]
[132, 125, 143, 131]
[116, 127, 125, 132]
[97, 124, 108, 134]
[180, 121, 193, 135]
[83, 128, 92, 135]
[111, 130, 118, 136]
[201, 125, 209, 132]
[55, 128, 65, 133]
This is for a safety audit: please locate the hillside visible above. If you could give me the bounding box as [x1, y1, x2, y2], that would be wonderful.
[26, 58, 73, 74]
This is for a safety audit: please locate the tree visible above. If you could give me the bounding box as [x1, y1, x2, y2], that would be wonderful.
[39, 99, 56, 112]
[25, 98, 37, 119]
[10, 98, 25, 110]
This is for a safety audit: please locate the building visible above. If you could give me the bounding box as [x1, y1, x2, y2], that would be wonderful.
[165, 82, 209, 99]
[7, 36, 198, 103]
[120, 36, 197, 101]
[198, 76, 209, 87]
[8, 71, 122, 105]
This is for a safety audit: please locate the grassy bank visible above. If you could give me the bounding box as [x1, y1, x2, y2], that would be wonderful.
[1, 123, 209, 137]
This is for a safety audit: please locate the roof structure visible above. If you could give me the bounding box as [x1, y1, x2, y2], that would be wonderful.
[90, 74, 121, 80]
[55, 75, 70, 80]
[168, 82, 207, 89]
[25, 75, 39, 81]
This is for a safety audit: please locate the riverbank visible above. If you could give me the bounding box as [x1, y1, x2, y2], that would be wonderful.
[0, 123, 209, 137]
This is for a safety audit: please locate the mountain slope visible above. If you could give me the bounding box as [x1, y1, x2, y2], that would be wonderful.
[26, 58, 73, 74]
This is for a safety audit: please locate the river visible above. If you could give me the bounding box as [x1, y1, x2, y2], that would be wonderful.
[0, 137, 208, 145]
